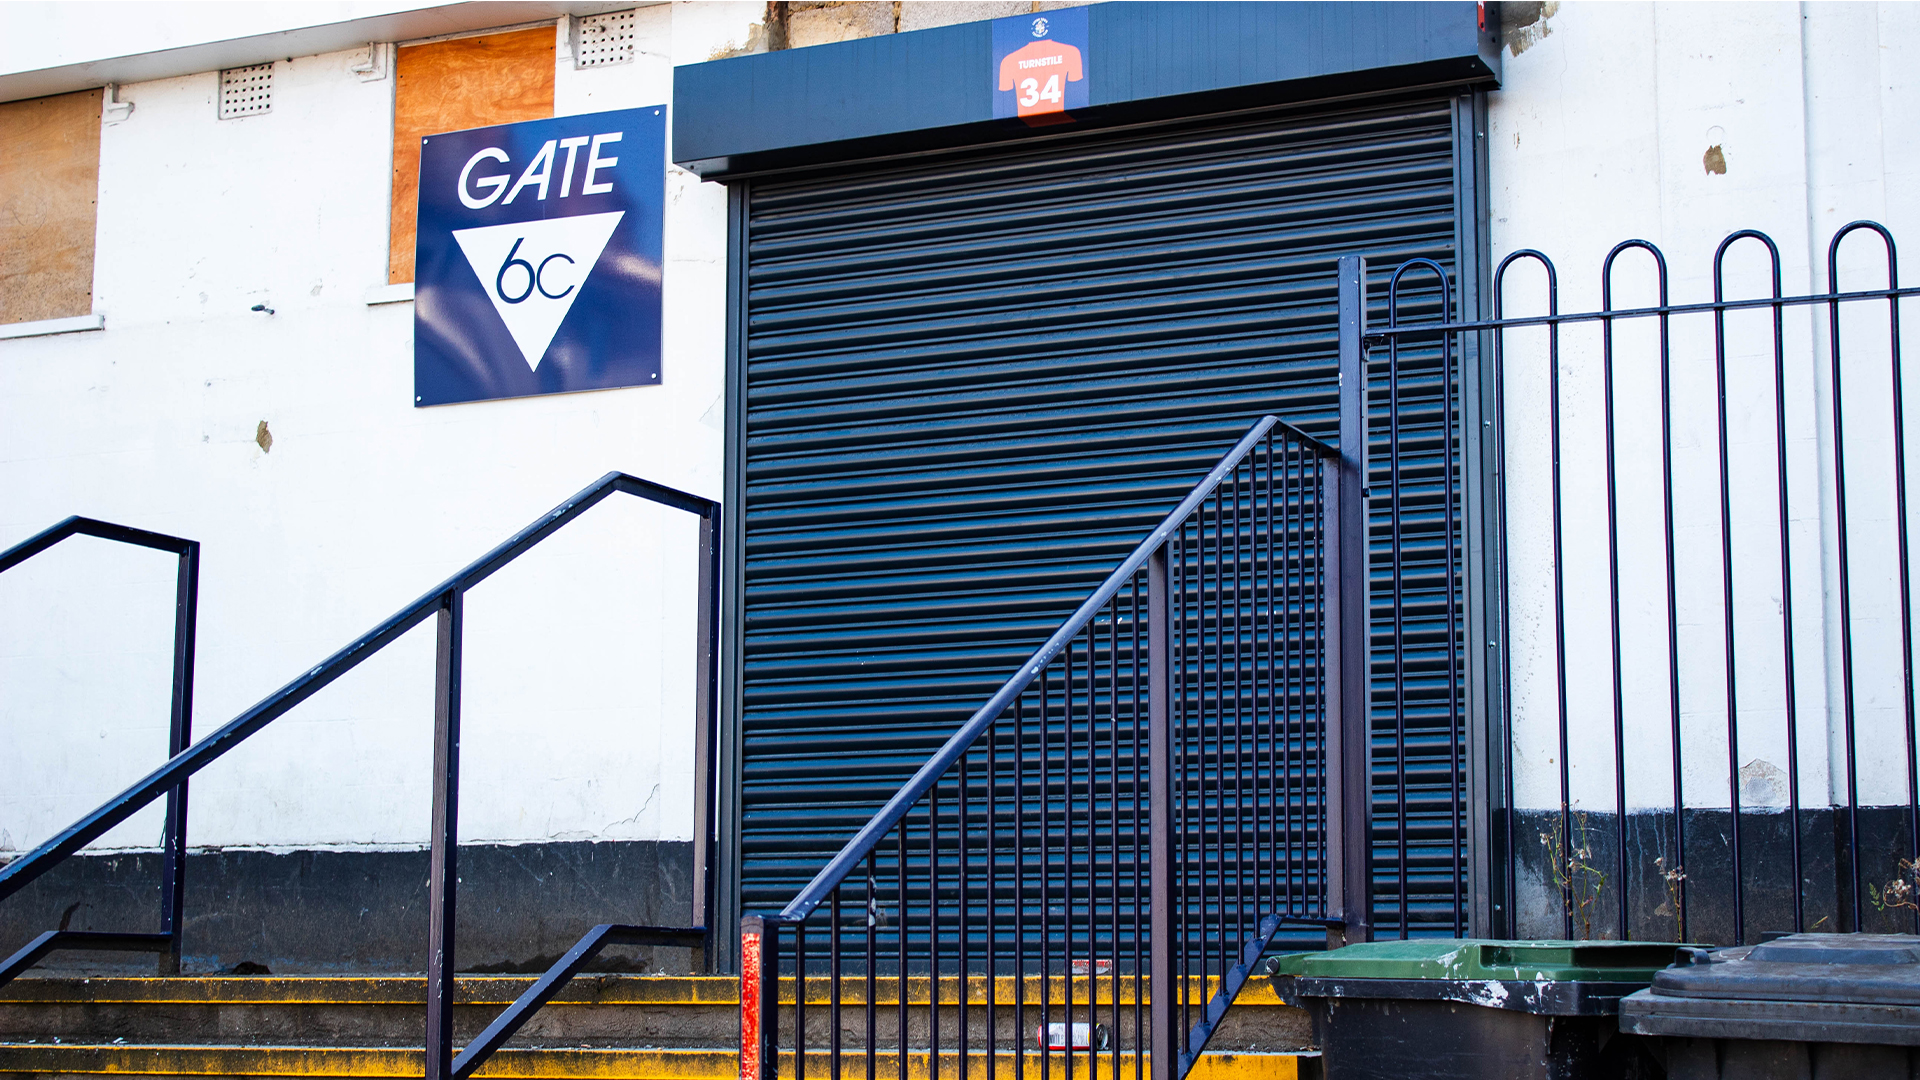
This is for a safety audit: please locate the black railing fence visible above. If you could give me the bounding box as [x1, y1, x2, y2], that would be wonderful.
[741, 414, 1371, 1080]
[1349, 255, 1469, 941]
[1361, 220, 1920, 946]
[0, 474, 721, 1080]
[746, 218, 1920, 1079]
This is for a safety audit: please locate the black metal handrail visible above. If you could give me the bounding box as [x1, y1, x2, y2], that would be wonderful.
[740, 414, 1369, 1080]
[0, 518, 199, 979]
[760, 417, 1330, 924]
[1351, 219, 1915, 945]
[0, 474, 721, 1080]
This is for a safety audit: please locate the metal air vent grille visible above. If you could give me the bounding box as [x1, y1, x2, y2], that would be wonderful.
[219, 64, 273, 119]
[574, 10, 637, 68]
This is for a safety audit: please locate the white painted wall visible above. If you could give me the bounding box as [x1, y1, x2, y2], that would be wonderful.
[1487, 1, 1920, 816]
[0, 3, 769, 856]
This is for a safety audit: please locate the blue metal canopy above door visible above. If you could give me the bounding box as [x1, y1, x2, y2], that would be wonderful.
[671, 1, 1499, 178]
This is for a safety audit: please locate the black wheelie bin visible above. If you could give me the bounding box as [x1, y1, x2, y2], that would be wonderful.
[1620, 932, 1920, 1079]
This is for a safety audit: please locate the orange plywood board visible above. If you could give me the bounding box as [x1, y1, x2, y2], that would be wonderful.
[0, 88, 103, 324]
[390, 27, 555, 284]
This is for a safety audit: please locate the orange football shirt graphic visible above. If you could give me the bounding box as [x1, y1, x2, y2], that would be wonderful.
[997, 39, 1084, 123]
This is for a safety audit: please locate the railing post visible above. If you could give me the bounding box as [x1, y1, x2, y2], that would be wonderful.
[426, 588, 464, 1080]
[693, 506, 721, 964]
[159, 541, 198, 976]
[1147, 544, 1174, 1080]
[1325, 255, 1373, 948]
[741, 915, 775, 1080]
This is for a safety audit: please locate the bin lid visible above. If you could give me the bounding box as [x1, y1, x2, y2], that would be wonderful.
[1272, 939, 1687, 1016]
[1273, 939, 1684, 983]
[1647, 933, 1920, 1006]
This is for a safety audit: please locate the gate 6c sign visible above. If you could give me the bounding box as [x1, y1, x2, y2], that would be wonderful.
[414, 108, 664, 407]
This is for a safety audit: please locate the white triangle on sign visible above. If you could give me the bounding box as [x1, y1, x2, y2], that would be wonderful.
[452, 211, 625, 372]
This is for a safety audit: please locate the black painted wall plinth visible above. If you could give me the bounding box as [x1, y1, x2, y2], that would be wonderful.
[0, 840, 695, 975]
[1506, 806, 1919, 944]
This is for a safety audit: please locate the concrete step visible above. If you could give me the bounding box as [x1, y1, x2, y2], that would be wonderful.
[0, 974, 1318, 1078]
[0, 976, 733, 1049]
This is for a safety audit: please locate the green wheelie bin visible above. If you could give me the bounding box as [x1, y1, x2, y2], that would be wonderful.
[1271, 939, 1683, 1080]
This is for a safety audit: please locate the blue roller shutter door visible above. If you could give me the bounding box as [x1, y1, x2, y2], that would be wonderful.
[737, 95, 1467, 939]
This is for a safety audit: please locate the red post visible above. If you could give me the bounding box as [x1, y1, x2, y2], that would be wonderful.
[741, 917, 764, 1080]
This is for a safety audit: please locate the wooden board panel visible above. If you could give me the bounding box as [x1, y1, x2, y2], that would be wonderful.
[0, 89, 103, 325]
[390, 26, 556, 284]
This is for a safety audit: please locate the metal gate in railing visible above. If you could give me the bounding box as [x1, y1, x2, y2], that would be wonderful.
[740, 414, 1373, 1080]
[1358, 220, 1919, 946]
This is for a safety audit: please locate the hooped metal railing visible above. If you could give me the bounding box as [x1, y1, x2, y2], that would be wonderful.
[0, 518, 199, 979]
[0, 474, 721, 1080]
[740, 413, 1371, 1080]
[1355, 219, 1920, 945]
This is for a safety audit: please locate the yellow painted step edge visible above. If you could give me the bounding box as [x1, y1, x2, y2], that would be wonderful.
[0, 1045, 1314, 1080]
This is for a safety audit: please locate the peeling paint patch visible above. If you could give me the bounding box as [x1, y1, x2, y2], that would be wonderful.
[786, 1, 897, 49]
[1703, 144, 1728, 175]
[707, 19, 772, 61]
[1739, 757, 1787, 806]
[1459, 979, 1510, 1009]
[1504, 1, 1558, 57]
[255, 420, 273, 453]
